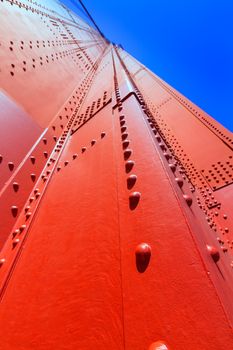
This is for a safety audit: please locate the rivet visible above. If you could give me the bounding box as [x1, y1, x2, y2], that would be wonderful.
[183, 194, 192, 207]
[120, 120, 126, 126]
[81, 147, 86, 153]
[57, 166, 61, 171]
[42, 138, 47, 144]
[163, 152, 170, 160]
[121, 126, 127, 133]
[8, 162, 14, 171]
[53, 136, 57, 141]
[29, 197, 34, 203]
[122, 140, 130, 149]
[35, 192, 40, 199]
[12, 238, 20, 248]
[91, 140, 96, 146]
[0, 258, 6, 266]
[127, 174, 137, 189]
[30, 173, 36, 182]
[0, 155, 3, 163]
[11, 205, 18, 217]
[175, 178, 183, 188]
[122, 132, 128, 141]
[19, 224, 26, 232]
[124, 149, 132, 160]
[135, 243, 151, 273]
[101, 132, 106, 138]
[119, 115, 124, 121]
[25, 206, 30, 213]
[148, 341, 169, 350]
[206, 245, 220, 263]
[13, 182, 19, 192]
[43, 151, 48, 158]
[125, 160, 135, 173]
[73, 153, 78, 159]
[12, 229, 20, 237]
[159, 143, 166, 151]
[169, 164, 176, 172]
[129, 191, 141, 210]
[26, 212, 32, 220]
[30, 156, 36, 164]
[34, 188, 39, 194]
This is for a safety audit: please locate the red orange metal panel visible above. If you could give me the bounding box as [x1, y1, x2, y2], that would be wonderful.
[0, 1, 232, 349]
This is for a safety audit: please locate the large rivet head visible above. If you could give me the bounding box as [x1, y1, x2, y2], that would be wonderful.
[122, 140, 130, 149]
[11, 205, 18, 217]
[148, 341, 169, 350]
[135, 243, 151, 273]
[0, 258, 6, 266]
[206, 245, 220, 263]
[26, 212, 32, 220]
[121, 132, 128, 141]
[124, 149, 132, 160]
[12, 238, 20, 248]
[127, 174, 137, 189]
[30, 156, 36, 164]
[91, 140, 96, 146]
[169, 164, 176, 172]
[129, 191, 141, 210]
[13, 182, 19, 192]
[8, 162, 14, 171]
[183, 194, 192, 207]
[175, 178, 183, 188]
[101, 132, 106, 138]
[163, 152, 170, 160]
[30, 173, 36, 182]
[125, 160, 135, 173]
[81, 147, 86, 153]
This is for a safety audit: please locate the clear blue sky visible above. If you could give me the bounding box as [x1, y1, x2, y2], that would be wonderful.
[62, 0, 233, 132]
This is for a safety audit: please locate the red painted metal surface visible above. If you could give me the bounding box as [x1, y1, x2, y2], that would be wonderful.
[0, 1, 232, 349]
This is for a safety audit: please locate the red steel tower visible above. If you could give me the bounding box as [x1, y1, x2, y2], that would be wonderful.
[0, 1, 232, 349]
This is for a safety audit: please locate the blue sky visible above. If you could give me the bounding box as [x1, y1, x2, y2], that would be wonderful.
[62, 0, 233, 132]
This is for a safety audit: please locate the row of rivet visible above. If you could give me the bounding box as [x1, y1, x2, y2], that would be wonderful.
[115, 48, 170, 350]
[143, 103, 225, 264]
[119, 114, 141, 210]
[145, 97, 233, 261]
[118, 58, 224, 266]
[56, 132, 106, 172]
[0, 62, 101, 272]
